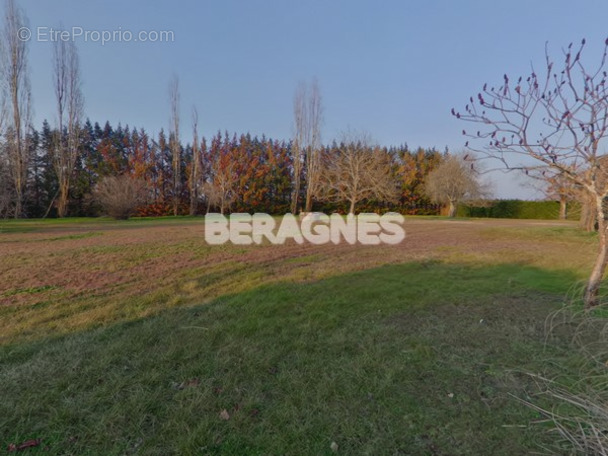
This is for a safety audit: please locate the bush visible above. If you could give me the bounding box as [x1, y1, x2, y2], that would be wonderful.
[135, 202, 173, 217]
[458, 200, 581, 220]
[93, 175, 147, 220]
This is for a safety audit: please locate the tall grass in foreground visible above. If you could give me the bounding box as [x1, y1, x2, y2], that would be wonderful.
[522, 285, 608, 455]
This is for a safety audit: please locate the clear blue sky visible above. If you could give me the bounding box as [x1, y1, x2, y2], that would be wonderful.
[17, 0, 608, 198]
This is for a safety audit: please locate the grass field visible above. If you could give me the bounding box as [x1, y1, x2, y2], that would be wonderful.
[0, 216, 603, 455]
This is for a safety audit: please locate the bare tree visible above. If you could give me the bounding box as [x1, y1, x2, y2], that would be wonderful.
[524, 168, 589, 224]
[0, 0, 31, 218]
[168, 74, 181, 216]
[291, 83, 306, 213]
[188, 106, 201, 215]
[570, 156, 608, 231]
[579, 188, 597, 232]
[305, 78, 323, 212]
[203, 159, 236, 215]
[424, 154, 483, 217]
[543, 172, 579, 221]
[452, 38, 608, 308]
[318, 132, 399, 214]
[291, 78, 323, 213]
[93, 175, 146, 220]
[51, 36, 83, 217]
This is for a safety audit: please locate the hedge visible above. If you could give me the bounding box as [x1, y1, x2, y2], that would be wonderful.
[457, 200, 581, 220]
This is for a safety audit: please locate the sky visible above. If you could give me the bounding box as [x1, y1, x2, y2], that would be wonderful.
[15, 0, 608, 198]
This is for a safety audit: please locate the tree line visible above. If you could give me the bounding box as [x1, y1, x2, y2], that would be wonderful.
[0, 0, 455, 219]
[0, 119, 448, 218]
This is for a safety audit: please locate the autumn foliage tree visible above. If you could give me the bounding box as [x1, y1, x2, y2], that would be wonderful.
[21, 122, 443, 218]
[396, 146, 444, 214]
[453, 38, 608, 309]
[203, 132, 237, 214]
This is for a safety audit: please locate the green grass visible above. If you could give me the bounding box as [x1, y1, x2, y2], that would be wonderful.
[0, 285, 59, 298]
[0, 215, 203, 234]
[0, 216, 602, 455]
[0, 260, 585, 455]
[481, 224, 597, 241]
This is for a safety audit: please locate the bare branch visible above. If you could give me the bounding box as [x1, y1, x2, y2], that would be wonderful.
[424, 154, 486, 217]
[188, 105, 201, 215]
[318, 131, 399, 214]
[51, 34, 83, 217]
[291, 78, 324, 213]
[453, 38, 608, 308]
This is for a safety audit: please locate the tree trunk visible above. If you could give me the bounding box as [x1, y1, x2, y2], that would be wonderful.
[189, 166, 198, 215]
[189, 192, 197, 216]
[14, 188, 22, 219]
[169, 76, 181, 218]
[12, 90, 24, 219]
[291, 178, 300, 214]
[305, 184, 314, 213]
[447, 200, 456, 218]
[43, 188, 60, 219]
[349, 199, 356, 215]
[580, 191, 597, 232]
[57, 181, 69, 217]
[189, 158, 197, 215]
[584, 205, 608, 309]
[189, 108, 200, 216]
[559, 196, 567, 220]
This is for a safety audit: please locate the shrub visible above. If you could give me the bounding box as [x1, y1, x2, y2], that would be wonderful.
[93, 175, 147, 220]
[458, 200, 581, 220]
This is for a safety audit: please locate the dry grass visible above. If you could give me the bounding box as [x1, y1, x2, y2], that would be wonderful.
[520, 291, 608, 456]
[0, 216, 605, 454]
[0, 217, 591, 345]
